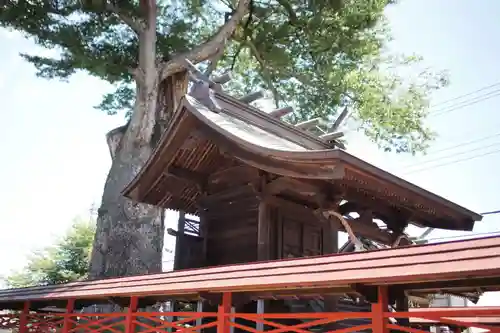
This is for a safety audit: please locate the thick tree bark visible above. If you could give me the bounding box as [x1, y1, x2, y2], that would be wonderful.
[88, 0, 250, 280]
[89, 137, 164, 278]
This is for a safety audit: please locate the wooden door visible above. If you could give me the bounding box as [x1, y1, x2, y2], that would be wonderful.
[280, 216, 323, 259]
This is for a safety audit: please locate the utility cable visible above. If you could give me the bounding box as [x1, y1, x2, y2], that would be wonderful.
[402, 141, 500, 171]
[402, 148, 500, 175]
[416, 131, 500, 158]
[430, 89, 500, 117]
[429, 81, 500, 109]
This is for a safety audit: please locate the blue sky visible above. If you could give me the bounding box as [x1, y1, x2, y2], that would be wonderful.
[0, 0, 499, 305]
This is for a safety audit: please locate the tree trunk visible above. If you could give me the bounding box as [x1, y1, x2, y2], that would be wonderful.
[88, 1, 163, 278]
[88, 77, 189, 280]
[88, 0, 250, 280]
[88, 125, 164, 278]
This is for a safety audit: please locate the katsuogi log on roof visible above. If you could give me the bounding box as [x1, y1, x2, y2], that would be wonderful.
[123, 90, 482, 232]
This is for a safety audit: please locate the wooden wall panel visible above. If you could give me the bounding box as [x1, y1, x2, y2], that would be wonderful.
[203, 185, 260, 266]
[273, 199, 330, 259]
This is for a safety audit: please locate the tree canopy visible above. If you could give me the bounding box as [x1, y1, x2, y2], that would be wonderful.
[0, 0, 447, 153]
[4, 218, 95, 288]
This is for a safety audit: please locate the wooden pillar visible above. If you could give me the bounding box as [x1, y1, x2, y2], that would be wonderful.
[18, 301, 30, 333]
[322, 211, 339, 325]
[196, 300, 203, 332]
[165, 300, 174, 333]
[174, 212, 186, 270]
[61, 299, 75, 333]
[199, 209, 209, 266]
[218, 292, 232, 333]
[256, 299, 265, 331]
[372, 286, 388, 333]
[321, 218, 338, 255]
[125, 296, 139, 333]
[230, 306, 235, 333]
[257, 200, 271, 261]
[395, 293, 409, 327]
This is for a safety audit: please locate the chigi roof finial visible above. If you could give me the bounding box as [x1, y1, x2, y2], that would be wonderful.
[182, 58, 223, 113]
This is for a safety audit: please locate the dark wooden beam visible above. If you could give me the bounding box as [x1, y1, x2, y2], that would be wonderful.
[165, 165, 207, 190]
[199, 184, 257, 207]
[265, 176, 321, 196]
[268, 106, 293, 118]
[208, 165, 260, 187]
[350, 284, 379, 303]
[173, 212, 186, 270]
[258, 176, 272, 261]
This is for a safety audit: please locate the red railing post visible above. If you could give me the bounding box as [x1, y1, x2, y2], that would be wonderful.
[125, 296, 139, 333]
[217, 292, 232, 333]
[62, 299, 75, 333]
[18, 301, 30, 333]
[372, 286, 388, 333]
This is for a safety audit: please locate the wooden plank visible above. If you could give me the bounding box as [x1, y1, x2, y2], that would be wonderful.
[268, 106, 293, 118]
[174, 212, 186, 270]
[208, 165, 260, 188]
[199, 208, 209, 266]
[265, 177, 321, 196]
[257, 199, 271, 261]
[295, 118, 322, 130]
[320, 131, 344, 141]
[166, 165, 207, 187]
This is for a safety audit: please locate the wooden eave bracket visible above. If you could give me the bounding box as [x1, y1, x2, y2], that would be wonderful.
[321, 209, 366, 251]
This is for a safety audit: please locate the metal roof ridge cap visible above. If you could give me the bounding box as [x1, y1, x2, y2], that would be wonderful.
[213, 91, 335, 149]
[335, 150, 483, 221]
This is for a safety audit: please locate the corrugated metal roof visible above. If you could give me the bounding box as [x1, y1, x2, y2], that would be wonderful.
[0, 236, 499, 308]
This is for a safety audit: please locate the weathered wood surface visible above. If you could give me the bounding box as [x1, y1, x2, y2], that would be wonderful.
[123, 95, 481, 232]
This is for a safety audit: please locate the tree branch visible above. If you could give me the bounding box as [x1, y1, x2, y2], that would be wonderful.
[276, 0, 298, 24]
[159, 0, 251, 80]
[205, 46, 225, 75]
[247, 40, 280, 107]
[105, 2, 144, 34]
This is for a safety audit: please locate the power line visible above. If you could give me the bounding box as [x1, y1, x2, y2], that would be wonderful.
[430, 89, 500, 116]
[402, 147, 500, 175]
[402, 141, 500, 171]
[415, 131, 500, 158]
[430, 81, 500, 108]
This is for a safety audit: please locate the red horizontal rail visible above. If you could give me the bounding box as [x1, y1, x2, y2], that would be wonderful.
[5, 290, 500, 333]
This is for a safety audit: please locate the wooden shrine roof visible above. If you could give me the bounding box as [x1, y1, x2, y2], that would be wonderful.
[123, 92, 481, 231]
[0, 236, 499, 310]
